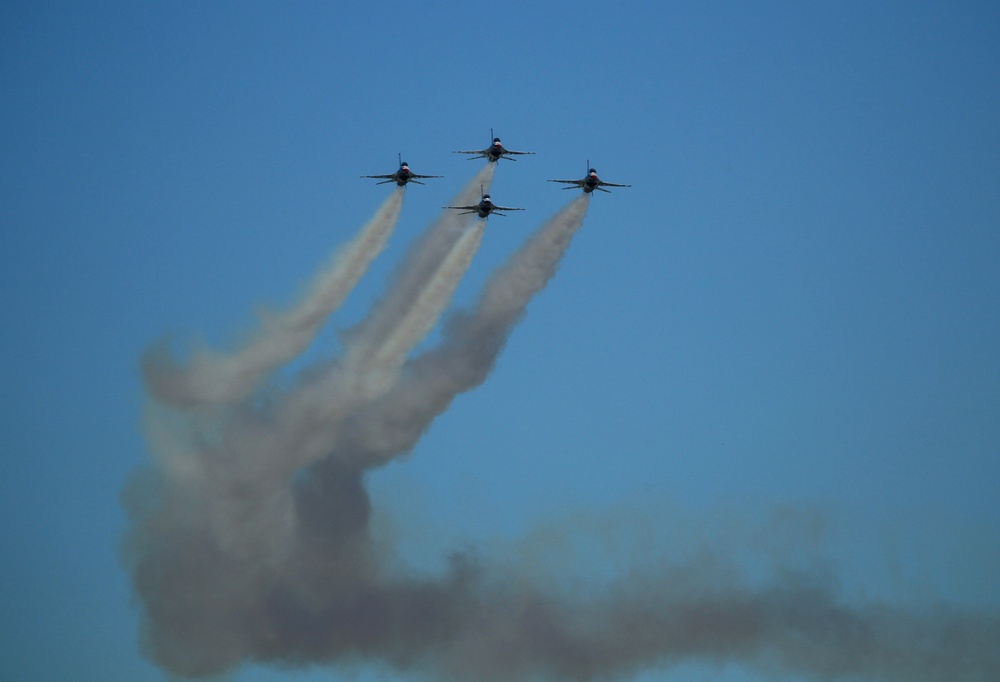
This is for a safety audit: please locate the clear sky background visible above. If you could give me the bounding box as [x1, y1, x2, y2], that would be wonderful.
[2, 2, 999, 681]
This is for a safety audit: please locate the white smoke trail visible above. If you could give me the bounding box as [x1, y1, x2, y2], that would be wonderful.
[349, 222, 486, 399]
[266, 221, 489, 473]
[341, 163, 495, 357]
[331, 194, 592, 465]
[260, 168, 499, 471]
[143, 188, 406, 407]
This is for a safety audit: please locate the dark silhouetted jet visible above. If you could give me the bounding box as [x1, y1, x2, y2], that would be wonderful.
[444, 187, 525, 219]
[362, 154, 443, 187]
[549, 160, 630, 193]
[453, 129, 535, 163]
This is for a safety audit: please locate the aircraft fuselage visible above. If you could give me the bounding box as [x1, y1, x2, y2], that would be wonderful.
[487, 144, 505, 162]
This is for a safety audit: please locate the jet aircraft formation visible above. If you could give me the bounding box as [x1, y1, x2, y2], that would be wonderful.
[361, 128, 629, 219]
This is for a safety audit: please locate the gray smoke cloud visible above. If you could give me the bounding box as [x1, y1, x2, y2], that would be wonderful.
[123, 175, 999, 682]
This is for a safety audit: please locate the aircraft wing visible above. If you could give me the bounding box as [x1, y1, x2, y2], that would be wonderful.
[443, 204, 479, 210]
[361, 174, 396, 180]
[452, 149, 488, 156]
[598, 181, 631, 187]
[503, 150, 535, 156]
[493, 206, 525, 212]
[410, 173, 443, 179]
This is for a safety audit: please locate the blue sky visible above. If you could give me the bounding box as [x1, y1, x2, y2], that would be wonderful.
[3, 2, 999, 681]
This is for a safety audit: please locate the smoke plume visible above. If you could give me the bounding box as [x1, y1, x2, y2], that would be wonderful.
[123, 173, 999, 682]
[142, 187, 406, 407]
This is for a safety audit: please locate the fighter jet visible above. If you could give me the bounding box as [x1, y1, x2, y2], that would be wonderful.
[361, 154, 443, 186]
[444, 187, 525, 219]
[453, 129, 536, 163]
[548, 161, 631, 193]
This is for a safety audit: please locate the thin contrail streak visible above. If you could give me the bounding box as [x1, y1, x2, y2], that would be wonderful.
[142, 188, 405, 407]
